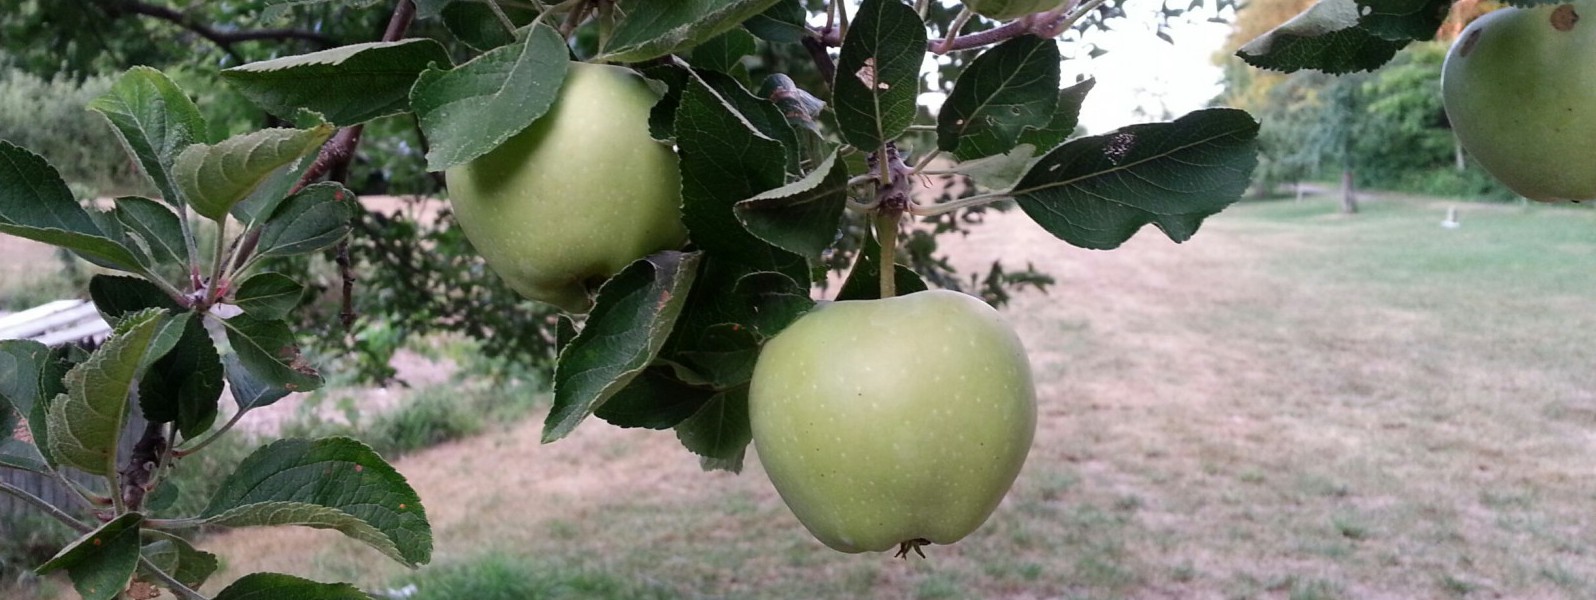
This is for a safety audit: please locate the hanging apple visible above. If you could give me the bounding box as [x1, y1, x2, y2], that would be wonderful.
[748, 289, 1037, 556]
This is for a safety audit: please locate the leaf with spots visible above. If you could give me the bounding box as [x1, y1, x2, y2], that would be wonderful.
[35, 513, 143, 600]
[199, 437, 432, 567]
[217, 314, 322, 404]
[834, 0, 927, 151]
[1010, 108, 1259, 250]
[546, 251, 702, 442]
[937, 35, 1061, 161]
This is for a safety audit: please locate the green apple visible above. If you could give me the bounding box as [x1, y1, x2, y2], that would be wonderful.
[446, 62, 687, 312]
[748, 289, 1037, 555]
[1442, 1, 1596, 201]
[964, 0, 1068, 20]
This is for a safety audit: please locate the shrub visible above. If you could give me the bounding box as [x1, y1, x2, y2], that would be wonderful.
[393, 553, 676, 600]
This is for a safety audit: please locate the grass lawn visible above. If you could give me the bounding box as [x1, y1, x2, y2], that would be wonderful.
[20, 191, 1596, 599]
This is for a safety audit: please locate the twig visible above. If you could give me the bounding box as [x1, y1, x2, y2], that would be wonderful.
[801, 36, 836, 91]
[485, 0, 519, 34]
[0, 481, 93, 534]
[172, 409, 248, 457]
[115, 0, 337, 55]
[138, 554, 209, 600]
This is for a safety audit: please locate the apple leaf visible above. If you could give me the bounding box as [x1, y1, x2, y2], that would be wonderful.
[953, 144, 1041, 192]
[35, 513, 143, 600]
[174, 124, 336, 222]
[27, 346, 82, 469]
[223, 39, 452, 126]
[0, 339, 53, 418]
[596, 367, 718, 430]
[140, 315, 223, 441]
[673, 324, 761, 389]
[745, 0, 809, 43]
[200, 437, 432, 567]
[675, 75, 807, 280]
[254, 181, 357, 258]
[834, 0, 927, 152]
[109, 197, 185, 267]
[675, 386, 752, 473]
[937, 35, 1061, 161]
[140, 536, 219, 591]
[1016, 78, 1095, 154]
[0, 141, 148, 273]
[234, 273, 306, 321]
[599, 0, 781, 62]
[224, 353, 290, 412]
[88, 67, 208, 206]
[0, 438, 47, 474]
[1010, 108, 1259, 250]
[545, 251, 702, 442]
[441, 1, 538, 52]
[214, 573, 372, 600]
[88, 275, 182, 323]
[232, 153, 314, 226]
[690, 28, 758, 75]
[48, 309, 185, 477]
[730, 271, 814, 338]
[1236, 0, 1408, 74]
[733, 150, 850, 263]
[218, 314, 323, 401]
[1356, 0, 1452, 41]
[411, 23, 569, 171]
[837, 227, 929, 301]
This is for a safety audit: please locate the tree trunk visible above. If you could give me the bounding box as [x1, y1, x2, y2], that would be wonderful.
[1340, 169, 1358, 214]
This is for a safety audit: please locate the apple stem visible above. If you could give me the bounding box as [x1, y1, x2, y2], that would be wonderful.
[875, 210, 900, 298]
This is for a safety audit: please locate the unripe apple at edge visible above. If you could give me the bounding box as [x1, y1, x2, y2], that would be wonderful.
[1442, 0, 1596, 202]
[749, 289, 1037, 555]
[446, 62, 688, 313]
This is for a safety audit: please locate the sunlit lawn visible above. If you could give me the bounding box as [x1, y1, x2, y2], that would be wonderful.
[15, 191, 1596, 599]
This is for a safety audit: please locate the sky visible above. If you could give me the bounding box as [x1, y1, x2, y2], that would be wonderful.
[912, 0, 1238, 135]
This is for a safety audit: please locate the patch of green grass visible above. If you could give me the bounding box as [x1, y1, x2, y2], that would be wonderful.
[399, 553, 677, 600]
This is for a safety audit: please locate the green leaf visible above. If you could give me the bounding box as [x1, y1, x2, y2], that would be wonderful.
[88, 67, 208, 205]
[234, 273, 306, 321]
[834, 0, 927, 151]
[411, 24, 569, 171]
[47, 309, 184, 476]
[1016, 77, 1096, 154]
[223, 39, 452, 126]
[837, 226, 928, 301]
[109, 197, 185, 267]
[35, 513, 143, 600]
[414, 0, 455, 18]
[937, 35, 1061, 161]
[673, 324, 760, 388]
[600, 0, 782, 62]
[140, 315, 223, 440]
[733, 150, 850, 263]
[546, 251, 702, 442]
[1010, 108, 1260, 250]
[201, 437, 431, 567]
[675, 386, 751, 472]
[88, 275, 182, 323]
[29, 346, 82, 469]
[0, 339, 51, 418]
[175, 124, 336, 222]
[0, 141, 147, 272]
[690, 28, 757, 75]
[0, 438, 48, 474]
[953, 144, 1041, 191]
[141, 536, 219, 590]
[254, 181, 358, 258]
[218, 314, 323, 401]
[1356, 0, 1451, 42]
[442, 1, 539, 52]
[745, 0, 808, 43]
[696, 69, 804, 178]
[1236, 0, 1408, 74]
[675, 76, 806, 279]
[214, 572, 372, 600]
[224, 353, 290, 412]
[729, 271, 814, 338]
[595, 367, 717, 430]
[232, 153, 314, 226]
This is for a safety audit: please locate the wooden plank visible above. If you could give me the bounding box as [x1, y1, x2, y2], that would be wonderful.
[31, 319, 113, 348]
[0, 300, 86, 336]
[0, 301, 104, 341]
